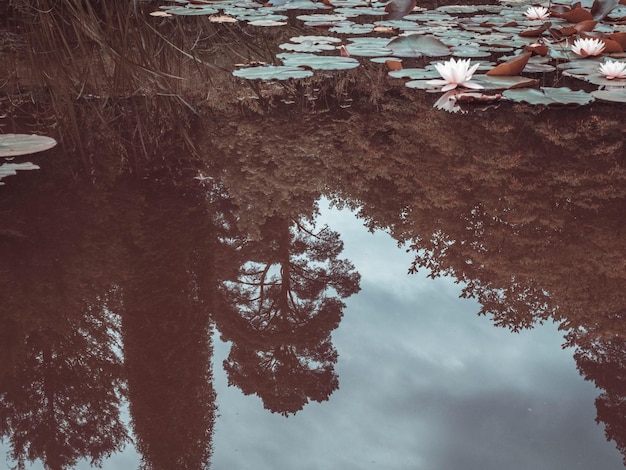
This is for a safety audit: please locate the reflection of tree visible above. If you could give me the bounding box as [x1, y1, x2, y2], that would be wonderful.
[216, 216, 360, 415]
[573, 316, 626, 465]
[118, 181, 237, 470]
[0, 181, 127, 470]
[309, 106, 626, 337]
[0, 313, 126, 470]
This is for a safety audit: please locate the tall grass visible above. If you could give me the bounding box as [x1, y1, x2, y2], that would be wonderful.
[2, 0, 269, 176]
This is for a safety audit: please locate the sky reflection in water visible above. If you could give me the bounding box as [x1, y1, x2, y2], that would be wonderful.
[210, 199, 622, 470]
[4, 200, 622, 470]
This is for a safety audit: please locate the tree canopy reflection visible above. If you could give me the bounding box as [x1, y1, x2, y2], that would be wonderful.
[217, 216, 360, 415]
[1, 0, 626, 466]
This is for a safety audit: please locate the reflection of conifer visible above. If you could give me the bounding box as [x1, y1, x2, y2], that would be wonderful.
[121, 184, 223, 470]
[0, 312, 127, 470]
[0, 178, 128, 470]
[216, 216, 360, 415]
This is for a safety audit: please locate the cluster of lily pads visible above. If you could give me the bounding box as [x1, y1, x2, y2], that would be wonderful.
[155, 0, 626, 110]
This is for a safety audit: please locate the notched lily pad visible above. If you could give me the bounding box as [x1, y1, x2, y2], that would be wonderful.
[503, 86, 595, 106]
[0, 134, 57, 157]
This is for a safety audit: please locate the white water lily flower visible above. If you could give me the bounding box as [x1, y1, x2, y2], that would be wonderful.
[571, 37, 605, 57]
[599, 59, 626, 79]
[524, 6, 550, 20]
[426, 58, 483, 92]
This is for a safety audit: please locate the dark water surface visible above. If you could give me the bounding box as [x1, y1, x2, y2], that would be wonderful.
[1, 1, 626, 469]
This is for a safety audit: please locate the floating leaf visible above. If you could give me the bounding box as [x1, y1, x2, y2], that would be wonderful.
[519, 21, 551, 37]
[592, 87, 626, 102]
[472, 75, 539, 90]
[557, 5, 594, 22]
[385, 59, 403, 70]
[388, 67, 439, 79]
[503, 86, 595, 106]
[387, 34, 451, 58]
[608, 32, 626, 49]
[233, 65, 313, 80]
[296, 13, 347, 22]
[0, 162, 41, 185]
[487, 52, 532, 76]
[277, 52, 360, 70]
[0, 134, 57, 157]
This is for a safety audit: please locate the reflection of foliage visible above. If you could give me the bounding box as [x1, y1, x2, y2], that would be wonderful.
[118, 182, 230, 470]
[217, 217, 360, 415]
[314, 105, 626, 339]
[0, 176, 128, 470]
[574, 320, 626, 464]
[0, 309, 127, 470]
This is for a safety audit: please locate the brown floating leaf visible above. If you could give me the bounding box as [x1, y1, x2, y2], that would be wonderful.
[385, 59, 403, 71]
[487, 52, 532, 76]
[519, 22, 551, 37]
[574, 19, 597, 32]
[559, 6, 594, 22]
[525, 43, 549, 56]
[600, 37, 625, 52]
[556, 26, 578, 36]
[339, 45, 350, 57]
[608, 32, 626, 49]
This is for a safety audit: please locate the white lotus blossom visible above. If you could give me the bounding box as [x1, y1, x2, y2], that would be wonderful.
[426, 58, 483, 91]
[524, 6, 550, 20]
[571, 37, 606, 57]
[599, 59, 626, 79]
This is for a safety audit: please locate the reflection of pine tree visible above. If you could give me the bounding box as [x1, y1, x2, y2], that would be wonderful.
[217, 216, 360, 415]
[0, 175, 129, 470]
[573, 314, 626, 465]
[121, 184, 225, 470]
[0, 307, 127, 470]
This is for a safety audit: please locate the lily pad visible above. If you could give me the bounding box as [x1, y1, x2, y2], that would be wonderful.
[502, 86, 595, 106]
[592, 87, 626, 102]
[0, 134, 57, 157]
[329, 22, 376, 34]
[233, 65, 313, 80]
[472, 75, 539, 90]
[0, 162, 41, 185]
[388, 67, 439, 79]
[295, 13, 348, 22]
[279, 36, 341, 52]
[277, 52, 360, 70]
[387, 34, 451, 58]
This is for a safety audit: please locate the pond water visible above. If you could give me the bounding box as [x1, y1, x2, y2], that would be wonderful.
[1, 1, 626, 469]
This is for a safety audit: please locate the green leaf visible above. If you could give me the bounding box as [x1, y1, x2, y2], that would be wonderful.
[387, 34, 451, 58]
[503, 87, 595, 106]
